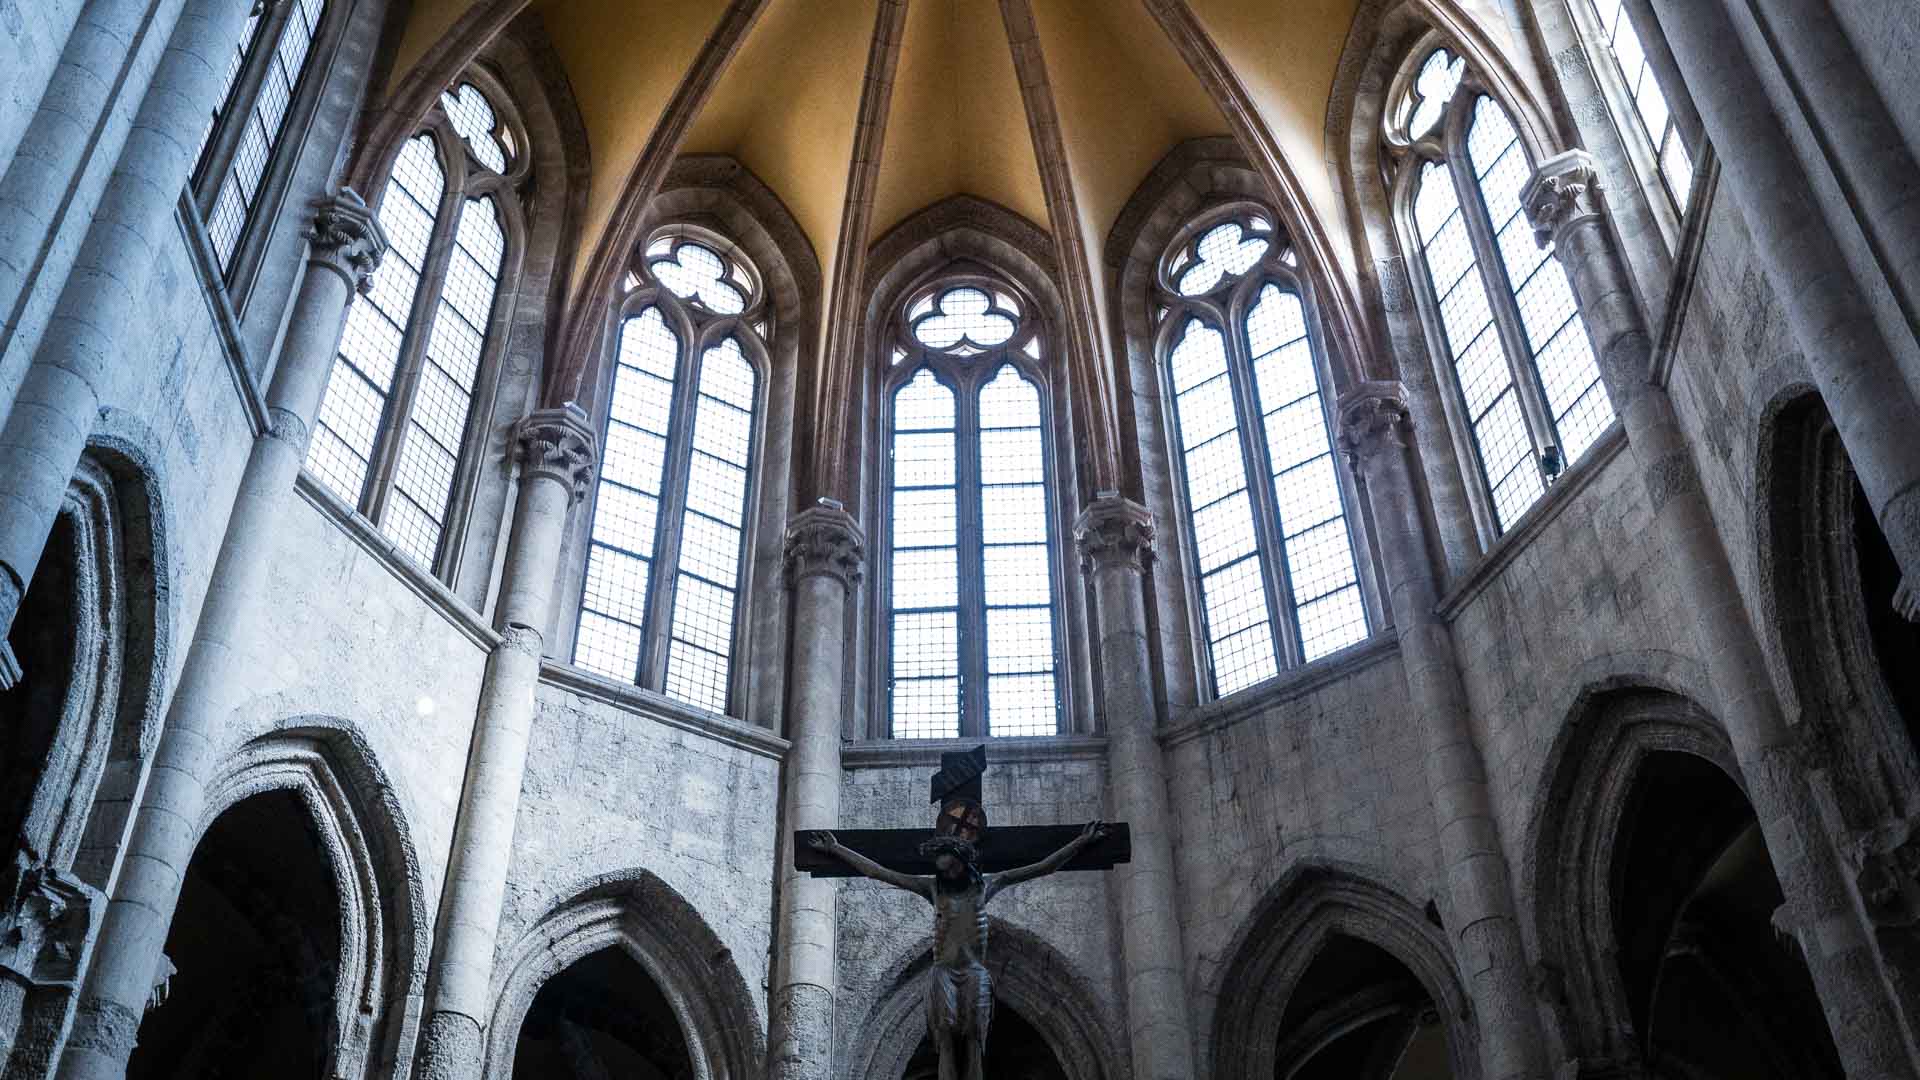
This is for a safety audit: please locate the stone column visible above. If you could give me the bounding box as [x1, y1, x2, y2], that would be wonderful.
[1648, 0, 1920, 614]
[0, 0, 256, 689]
[58, 190, 386, 1079]
[1522, 150, 1919, 1077]
[768, 501, 863, 1080]
[1337, 389, 1549, 1080]
[1074, 494, 1198, 1080]
[413, 406, 596, 1080]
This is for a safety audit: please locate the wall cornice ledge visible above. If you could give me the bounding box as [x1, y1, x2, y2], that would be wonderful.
[179, 193, 270, 438]
[1436, 424, 1629, 621]
[294, 473, 502, 650]
[1650, 147, 1720, 388]
[841, 736, 1109, 769]
[538, 661, 791, 760]
[1160, 631, 1402, 748]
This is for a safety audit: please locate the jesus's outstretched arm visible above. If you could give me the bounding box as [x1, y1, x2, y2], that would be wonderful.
[984, 820, 1108, 901]
[805, 831, 934, 898]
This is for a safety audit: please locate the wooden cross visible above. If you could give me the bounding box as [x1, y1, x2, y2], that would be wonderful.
[794, 745, 1131, 877]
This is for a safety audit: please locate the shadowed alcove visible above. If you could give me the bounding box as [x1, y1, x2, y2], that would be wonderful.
[1272, 935, 1448, 1080]
[130, 790, 341, 1078]
[510, 946, 694, 1079]
[902, 999, 1068, 1080]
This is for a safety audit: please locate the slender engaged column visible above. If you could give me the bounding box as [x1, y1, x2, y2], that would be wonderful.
[0, 0, 256, 690]
[413, 406, 596, 1080]
[58, 191, 386, 1079]
[1523, 151, 1920, 1076]
[768, 502, 863, 1080]
[1337, 390, 1549, 1080]
[1074, 495, 1198, 1080]
[1649, 0, 1920, 618]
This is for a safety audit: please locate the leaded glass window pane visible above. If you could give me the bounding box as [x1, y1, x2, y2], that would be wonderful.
[574, 308, 681, 683]
[1246, 286, 1366, 660]
[441, 83, 511, 173]
[196, 0, 329, 271]
[1592, 0, 1693, 204]
[890, 370, 961, 739]
[309, 135, 443, 505]
[979, 367, 1059, 737]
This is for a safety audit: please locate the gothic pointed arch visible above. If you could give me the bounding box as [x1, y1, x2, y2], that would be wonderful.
[859, 198, 1093, 739]
[1529, 684, 1845, 1077]
[552, 155, 815, 728]
[135, 725, 428, 1080]
[1206, 864, 1478, 1080]
[0, 446, 167, 1077]
[1109, 141, 1386, 707]
[483, 870, 765, 1079]
[844, 919, 1129, 1080]
[310, 16, 588, 602]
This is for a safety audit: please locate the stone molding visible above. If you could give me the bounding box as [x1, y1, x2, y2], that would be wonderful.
[1074, 495, 1156, 576]
[513, 404, 598, 503]
[1335, 380, 1412, 470]
[783, 502, 865, 590]
[1521, 149, 1606, 250]
[305, 188, 387, 293]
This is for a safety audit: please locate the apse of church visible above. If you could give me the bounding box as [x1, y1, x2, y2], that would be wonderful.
[2, 0, 1918, 1076]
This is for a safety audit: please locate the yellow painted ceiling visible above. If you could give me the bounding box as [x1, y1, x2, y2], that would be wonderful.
[381, 0, 1376, 299]
[870, 0, 1047, 240]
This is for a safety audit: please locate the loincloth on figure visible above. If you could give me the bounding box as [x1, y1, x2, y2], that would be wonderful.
[925, 961, 993, 1043]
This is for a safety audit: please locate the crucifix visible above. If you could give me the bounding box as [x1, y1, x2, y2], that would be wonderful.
[796, 745, 1130, 1080]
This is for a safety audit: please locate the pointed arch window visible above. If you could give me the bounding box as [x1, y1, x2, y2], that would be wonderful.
[192, 0, 329, 274]
[1389, 46, 1616, 537]
[1156, 213, 1371, 697]
[1585, 0, 1694, 208]
[307, 75, 525, 575]
[571, 232, 764, 716]
[883, 282, 1063, 738]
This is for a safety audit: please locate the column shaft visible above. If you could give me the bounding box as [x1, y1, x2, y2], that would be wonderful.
[413, 407, 596, 1079]
[1337, 394, 1548, 1080]
[1523, 151, 1919, 1074]
[60, 191, 386, 1079]
[1076, 496, 1198, 1080]
[1649, 0, 1920, 600]
[0, 0, 253, 686]
[768, 505, 863, 1080]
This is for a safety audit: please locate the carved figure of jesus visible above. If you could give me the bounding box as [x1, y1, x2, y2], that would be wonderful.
[807, 820, 1109, 1080]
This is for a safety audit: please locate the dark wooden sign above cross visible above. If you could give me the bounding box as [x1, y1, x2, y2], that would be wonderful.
[793, 744, 1131, 877]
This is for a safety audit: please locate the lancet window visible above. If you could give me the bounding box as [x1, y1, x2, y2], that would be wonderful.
[572, 231, 764, 717]
[1388, 44, 1615, 537]
[307, 74, 525, 575]
[883, 281, 1063, 738]
[1156, 211, 1370, 697]
[192, 0, 330, 274]
[1586, 0, 1694, 208]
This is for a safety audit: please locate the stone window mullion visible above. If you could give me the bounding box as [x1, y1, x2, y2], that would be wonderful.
[193, 0, 294, 217]
[637, 309, 704, 695]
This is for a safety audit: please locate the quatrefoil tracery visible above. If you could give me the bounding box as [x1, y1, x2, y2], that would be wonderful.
[1402, 48, 1467, 142]
[648, 239, 752, 316]
[1170, 220, 1273, 298]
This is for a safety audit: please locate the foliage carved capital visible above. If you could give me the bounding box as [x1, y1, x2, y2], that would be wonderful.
[784, 501, 865, 591]
[306, 188, 388, 294]
[1520, 150, 1606, 250]
[1336, 381, 1413, 471]
[1074, 495, 1156, 576]
[513, 404, 598, 503]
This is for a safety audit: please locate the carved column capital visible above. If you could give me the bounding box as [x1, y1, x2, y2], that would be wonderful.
[305, 188, 387, 293]
[1336, 381, 1413, 473]
[1521, 149, 1606, 250]
[1075, 494, 1156, 576]
[513, 404, 597, 503]
[784, 500, 865, 591]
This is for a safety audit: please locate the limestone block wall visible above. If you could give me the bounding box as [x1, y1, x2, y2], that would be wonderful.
[501, 682, 785, 1020]
[1162, 645, 1432, 1039]
[832, 747, 1122, 1071]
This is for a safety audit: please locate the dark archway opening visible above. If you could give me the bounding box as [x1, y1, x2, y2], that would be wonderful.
[130, 790, 341, 1079]
[1852, 481, 1920, 745]
[0, 514, 78, 859]
[1272, 935, 1448, 1080]
[1612, 751, 1843, 1078]
[903, 998, 1066, 1080]
[514, 946, 694, 1079]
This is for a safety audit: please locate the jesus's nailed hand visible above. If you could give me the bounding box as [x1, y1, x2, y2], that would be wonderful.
[806, 830, 838, 852]
[1080, 820, 1111, 844]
